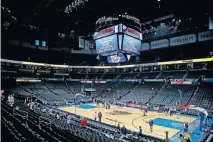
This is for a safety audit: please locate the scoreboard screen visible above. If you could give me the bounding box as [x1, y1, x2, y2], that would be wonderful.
[122, 34, 141, 55]
[95, 34, 118, 55]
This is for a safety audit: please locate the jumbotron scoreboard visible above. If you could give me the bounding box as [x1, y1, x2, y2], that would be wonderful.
[94, 15, 142, 63]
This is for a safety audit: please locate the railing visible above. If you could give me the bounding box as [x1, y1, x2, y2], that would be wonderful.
[1, 57, 213, 69]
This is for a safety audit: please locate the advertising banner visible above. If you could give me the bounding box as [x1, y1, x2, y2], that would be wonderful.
[84, 88, 96, 92]
[126, 103, 148, 109]
[95, 80, 106, 84]
[170, 80, 192, 85]
[198, 31, 213, 42]
[144, 79, 165, 82]
[81, 80, 93, 84]
[170, 34, 196, 46]
[150, 39, 169, 49]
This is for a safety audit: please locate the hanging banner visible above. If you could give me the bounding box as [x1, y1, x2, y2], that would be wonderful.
[170, 34, 196, 46]
[150, 39, 169, 49]
[198, 31, 213, 42]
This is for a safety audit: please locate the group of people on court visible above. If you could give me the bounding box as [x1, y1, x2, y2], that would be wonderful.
[94, 111, 102, 122]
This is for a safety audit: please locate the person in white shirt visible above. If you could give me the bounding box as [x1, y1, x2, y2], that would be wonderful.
[94, 112, 97, 121]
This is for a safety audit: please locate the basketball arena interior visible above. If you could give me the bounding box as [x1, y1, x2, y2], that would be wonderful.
[1, 0, 213, 142]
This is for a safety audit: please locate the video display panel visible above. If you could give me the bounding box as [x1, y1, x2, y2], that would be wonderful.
[94, 25, 118, 40]
[122, 25, 142, 40]
[107, 54, 127, 63]
[95, 34, 118, 55]
[122, 34, 141, 55]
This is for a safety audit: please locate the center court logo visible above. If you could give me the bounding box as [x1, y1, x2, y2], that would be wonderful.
[106, 110, 132, 115]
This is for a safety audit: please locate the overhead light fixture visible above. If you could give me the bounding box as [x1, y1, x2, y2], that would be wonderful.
[64, 0, 88, 14]
[157, 0, 161, 1]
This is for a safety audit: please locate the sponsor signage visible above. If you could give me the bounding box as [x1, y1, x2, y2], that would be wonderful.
[170, 34, 196, 46]
[144, 79, 165, 82]
[81, 80, 93, 84]
[16, 79, 41, 82]
[170, 80, 192, 85]
[84, 88, 96, 92]
[95, 80, 106, 84]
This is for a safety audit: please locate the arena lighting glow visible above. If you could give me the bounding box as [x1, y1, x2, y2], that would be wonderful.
[1, 57, 213, 69]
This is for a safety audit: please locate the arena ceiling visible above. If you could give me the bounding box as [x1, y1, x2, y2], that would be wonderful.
[1, 0, 213, 38]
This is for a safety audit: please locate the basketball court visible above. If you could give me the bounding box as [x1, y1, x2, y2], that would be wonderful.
[59, 103, 209, 141]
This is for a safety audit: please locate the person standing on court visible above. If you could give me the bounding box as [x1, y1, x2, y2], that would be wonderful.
[149, 119, 154, 132]
[94, 111, 97, 121]
[98, 111, 102, 122]
[184, 122, 189, 132]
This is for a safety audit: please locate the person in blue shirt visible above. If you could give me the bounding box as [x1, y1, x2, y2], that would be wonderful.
[149, 120, 154, 132]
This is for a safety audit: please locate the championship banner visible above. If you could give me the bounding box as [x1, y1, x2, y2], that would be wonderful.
[170, 34, 196, 46]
